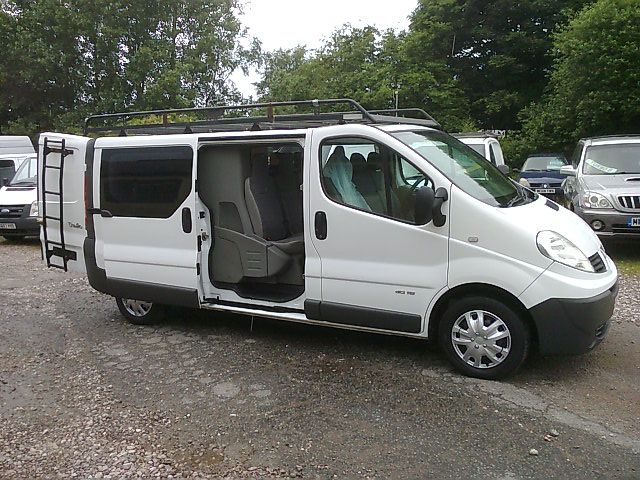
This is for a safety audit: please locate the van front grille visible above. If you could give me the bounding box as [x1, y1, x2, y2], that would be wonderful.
[618, 195, 640, 210]
[589, 252, 606, 273]
[0, 205, 25, 218]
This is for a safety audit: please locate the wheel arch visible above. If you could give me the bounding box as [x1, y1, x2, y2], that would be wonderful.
[427, 283, 538, 347]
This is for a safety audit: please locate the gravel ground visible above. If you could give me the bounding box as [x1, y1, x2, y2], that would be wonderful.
[0, 238, 639, 479]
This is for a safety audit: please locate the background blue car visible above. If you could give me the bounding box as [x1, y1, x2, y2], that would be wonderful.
[517, 153, 568, 204]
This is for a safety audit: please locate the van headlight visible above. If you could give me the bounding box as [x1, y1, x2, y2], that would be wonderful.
[536, 231, 594, 272]
[580, 192, 612, 209]
[29, 201, 39, 217]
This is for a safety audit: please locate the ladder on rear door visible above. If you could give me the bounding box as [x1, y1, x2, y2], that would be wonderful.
[41, 137, 76, 271]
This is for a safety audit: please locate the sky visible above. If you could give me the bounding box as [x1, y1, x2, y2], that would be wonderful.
[231, 0, 418, 98]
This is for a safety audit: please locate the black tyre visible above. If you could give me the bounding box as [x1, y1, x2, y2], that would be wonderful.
[438, 296, 530, 380]
[115, 297, 164, 325]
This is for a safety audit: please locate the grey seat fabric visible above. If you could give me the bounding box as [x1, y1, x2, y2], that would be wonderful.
[245, 158, 305, 255]
[199, 146, 304, 286]
[351, 151, 401, 216]
[272, 152, 304, 235]
[351, 152, 387, 214]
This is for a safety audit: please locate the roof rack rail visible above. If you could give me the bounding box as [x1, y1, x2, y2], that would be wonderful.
[83, 98, 441, 136]
[368, 108, 437, 122]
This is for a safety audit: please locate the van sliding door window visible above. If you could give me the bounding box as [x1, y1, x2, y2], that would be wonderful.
[100, 146, 193, 218]
[319, 137, 433, 224]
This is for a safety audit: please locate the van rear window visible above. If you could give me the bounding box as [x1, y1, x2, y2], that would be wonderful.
[100, 146, 193, 218]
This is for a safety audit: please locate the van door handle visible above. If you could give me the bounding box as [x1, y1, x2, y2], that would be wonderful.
[182, 207, 192, 233]
[87, 208, 113, 218]
[432, 187, 448, 227]
[315, 211, 327, 240]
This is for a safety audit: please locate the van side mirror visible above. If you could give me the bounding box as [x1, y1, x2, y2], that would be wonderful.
[415, 186, 435, 225]
[497, 164, 510, 175]
[560, 165, 576, 177]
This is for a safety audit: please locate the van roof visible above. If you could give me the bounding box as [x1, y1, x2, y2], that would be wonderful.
[84, 99, 442, 137]
[0, 136, 35, 155]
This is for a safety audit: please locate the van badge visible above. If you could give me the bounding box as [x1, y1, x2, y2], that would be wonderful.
[68, 222, 82, 229]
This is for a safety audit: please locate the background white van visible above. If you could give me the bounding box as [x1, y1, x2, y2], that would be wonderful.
[0, 136, 38, 239]
[454, 132, 506, 168]
[0, 154, 39, 239]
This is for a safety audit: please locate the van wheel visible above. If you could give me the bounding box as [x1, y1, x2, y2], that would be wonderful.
[115, 297, 164, 325]
[438, 296, 529, 380]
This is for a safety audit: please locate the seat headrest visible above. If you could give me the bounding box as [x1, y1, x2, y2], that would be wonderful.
[325, 147, 353, 180]
[367, 151, 383, 170]
[350, 152, 367, 169]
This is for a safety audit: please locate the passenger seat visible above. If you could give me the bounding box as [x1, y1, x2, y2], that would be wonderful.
[351, 152, 387, 214]
[245, 158, 304, 255]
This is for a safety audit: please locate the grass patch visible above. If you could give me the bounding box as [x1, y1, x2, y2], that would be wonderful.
[604, 240, 640, 275]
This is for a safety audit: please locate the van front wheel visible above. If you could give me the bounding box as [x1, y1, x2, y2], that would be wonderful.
[439, 296, 529, 379]
[115, 297, 164, 325]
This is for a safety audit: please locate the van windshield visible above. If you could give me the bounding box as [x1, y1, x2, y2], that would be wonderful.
[392, 130, 532, 207]
[10, 156, 37, 186]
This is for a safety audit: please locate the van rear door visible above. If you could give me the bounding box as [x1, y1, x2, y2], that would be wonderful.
[38, 134, 89, 273]
[88, 136, 200, 307]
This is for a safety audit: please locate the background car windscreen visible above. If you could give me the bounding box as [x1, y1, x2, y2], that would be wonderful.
[522, 156, 567, 171]
[583, 144, 640, 175]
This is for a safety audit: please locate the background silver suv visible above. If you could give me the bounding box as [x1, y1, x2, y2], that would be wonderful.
[562, 135, 640, 238]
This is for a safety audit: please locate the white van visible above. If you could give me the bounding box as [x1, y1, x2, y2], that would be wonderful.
[0, 154, 39, 239]
[0, 135, 35, 156]
[454, 133, 507, 169]
[0, 135, 38, 239]
[0, 135, 35, 186]
[38, 100, 618, 379]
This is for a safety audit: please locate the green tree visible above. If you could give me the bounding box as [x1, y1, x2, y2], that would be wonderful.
[256, 25, 473, 131]
[508, 0, 640, 164]
[408, 0, 592, 130]
[0, 0, 257, 134]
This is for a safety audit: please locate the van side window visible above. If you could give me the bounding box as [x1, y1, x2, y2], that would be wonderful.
[320, 138, 433, 224]
[100, 146, 193, 218]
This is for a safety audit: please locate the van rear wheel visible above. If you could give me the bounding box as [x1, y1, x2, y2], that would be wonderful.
[115, 297, 164, 325]
[438, 296, 529, 380]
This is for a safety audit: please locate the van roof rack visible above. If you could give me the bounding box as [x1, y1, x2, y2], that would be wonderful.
[83, 98, 441, 136]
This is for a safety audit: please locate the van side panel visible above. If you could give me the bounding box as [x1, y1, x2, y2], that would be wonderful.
[38, 134, 89, 273]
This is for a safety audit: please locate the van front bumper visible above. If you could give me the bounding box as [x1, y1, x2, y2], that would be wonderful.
[0, 215, 39, 237]
[529, 282, 618, 355]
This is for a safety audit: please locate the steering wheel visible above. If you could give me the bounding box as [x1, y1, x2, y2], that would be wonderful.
[409, 176, 427, 192]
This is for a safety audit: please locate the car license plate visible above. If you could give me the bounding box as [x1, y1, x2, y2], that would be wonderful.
[535, 188, 555, 194]
[628, 217, 640, 227]
[0, 223, 16, 229]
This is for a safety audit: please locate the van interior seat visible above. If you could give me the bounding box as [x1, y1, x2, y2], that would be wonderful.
[198, 145, 304, 288]
[323, 147, 371, 211]
[245, 157, 304, 255]
[351, 151, 396, 215]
